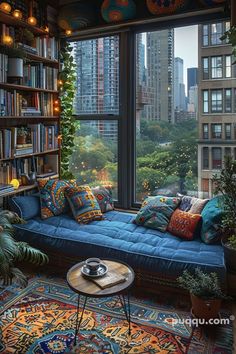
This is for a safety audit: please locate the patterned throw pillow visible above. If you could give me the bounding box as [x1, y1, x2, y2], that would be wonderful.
[92, 186, 114, 213]
[189, 197, 209, 214]
[167, 209, 202, 240]
[65, 185, 103, 224]
[38, 179, 76, 219]
[134, 196, 180, 232]
[201, 196, 225, 244]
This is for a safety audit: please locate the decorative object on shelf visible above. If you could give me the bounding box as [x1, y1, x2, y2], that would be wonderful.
[177, 268, 229, 320]
[59, 40, 76, 179]
[199, 0, 226, 6]
[12, 9, 23, 20]
[27, 0, 37, 26]
[10, 179, 20, 189]
[0, 2, 11, 14]
[0, 210, 48, 287]
[16, 127, 28, 144]
[146, 0, 186, 15]
[101, 0, 136, 23]
[3, 46, 25, 79]
[58, 2, 96, 31]
[221, 25, 236, 64]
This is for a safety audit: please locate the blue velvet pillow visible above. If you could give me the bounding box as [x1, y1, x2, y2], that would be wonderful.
[9, 196, 41, 220]
[201, 196, 225, 244]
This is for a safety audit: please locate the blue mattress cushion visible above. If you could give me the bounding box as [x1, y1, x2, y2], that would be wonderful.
[13, 210, 226, 285]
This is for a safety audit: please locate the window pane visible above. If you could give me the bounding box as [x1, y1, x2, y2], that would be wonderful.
[203, 57, 209, 79]
[203, 25, 209, 46]
[212, 147, 222, 169]
[212, 124, 222, 139]
[203, 90, 209, 113]
[203, 147, 209, 169]
[225, 124, 231, 139]
[70, 120, 118, 198]
[211, 56, 222, 78]
[211, 90, 222, 112]
[135, 27, 198, 201]
[225, 55, 232, 78]
[225, 89, 232, 112]
[211, 23, 223, 45]
[203, 124, 208, 139]
[72, 36, 119, 115]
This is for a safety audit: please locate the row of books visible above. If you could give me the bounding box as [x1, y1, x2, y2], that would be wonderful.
[0, 53, 8, 83]
[23, 64, 58, 90]
[0, 90, 55, 116]
[0, 123, 58, 159]
[0, 154, 58, 185]
[35, 37, 58, 61]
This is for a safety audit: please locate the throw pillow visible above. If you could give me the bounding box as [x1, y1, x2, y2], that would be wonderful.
[9, 195, 40, 220]
[134, 196, 180, 232]
[65, 185, 103, 224]
[179, 196, 192, 212]
[201, 196, 225, 244]
[92, 186, 114, 213]
[38, 179, 76, 219]
[189, 197, 209, 214]
[167, 209, 202, 240]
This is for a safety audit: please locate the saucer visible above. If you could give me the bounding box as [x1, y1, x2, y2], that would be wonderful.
[81, 263, 108, 278]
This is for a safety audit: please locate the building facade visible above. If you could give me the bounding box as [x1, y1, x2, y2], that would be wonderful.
[198, 21, 236, 197]
[187, 67, 198, 98]
[174, 57, 186, 112]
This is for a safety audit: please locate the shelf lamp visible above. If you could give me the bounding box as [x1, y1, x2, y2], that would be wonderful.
[2, 34, 13, 45]
[27, 0, 37, 26]
[0, 2, 11, 14]
[12, 9, 23, 20]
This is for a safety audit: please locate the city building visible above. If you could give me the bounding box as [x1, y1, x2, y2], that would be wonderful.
[145, 29, 174, 123]
[188, 85, 198, 119]
[174, 57, 186, 111]
[187, 67, 198, 98]
[198, 21, 236, 197]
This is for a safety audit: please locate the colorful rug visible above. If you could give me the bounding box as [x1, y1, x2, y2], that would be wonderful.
[0, 273, 233, 353]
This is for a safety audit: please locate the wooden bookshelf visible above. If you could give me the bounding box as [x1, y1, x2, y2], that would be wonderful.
[0, 184, 37, 198]
[0, 83, 58, 93]
[0, 148, 59, 162]
[0, 12, 48, 35]
[26, 53, 59, 67]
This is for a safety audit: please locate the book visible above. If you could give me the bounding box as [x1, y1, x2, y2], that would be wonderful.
[91, 271, 126, 289]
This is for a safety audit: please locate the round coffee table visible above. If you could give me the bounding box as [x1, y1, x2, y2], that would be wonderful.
[67, 259, 135, 346]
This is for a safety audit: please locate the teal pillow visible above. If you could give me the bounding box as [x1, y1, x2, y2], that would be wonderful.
[201, 196, 225, 244]
[134, 196, 180, 232]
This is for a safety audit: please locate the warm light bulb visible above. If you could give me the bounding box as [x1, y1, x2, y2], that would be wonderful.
[54, 100, 59, 105]
[12, 9, 22, 19]
[2, 34, 13, 45]
[54, 107, 60, 112]
[27, 16, 37, 26]
[65, 29, 72, 36]
[44, 26, 49, 33]
[10, 179, 20, 189]
[58, 80, 63, 85]
[0, 2, 11, 13]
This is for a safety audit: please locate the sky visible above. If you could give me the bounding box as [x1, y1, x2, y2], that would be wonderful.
[174, 25, 198, 92]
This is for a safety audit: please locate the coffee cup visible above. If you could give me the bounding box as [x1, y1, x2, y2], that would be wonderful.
[85, 258, 101, 273]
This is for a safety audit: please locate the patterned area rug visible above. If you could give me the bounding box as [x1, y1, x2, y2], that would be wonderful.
[0, 273, 233, 354]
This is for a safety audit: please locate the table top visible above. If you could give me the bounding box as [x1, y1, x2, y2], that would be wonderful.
[66, 259, 135, 297]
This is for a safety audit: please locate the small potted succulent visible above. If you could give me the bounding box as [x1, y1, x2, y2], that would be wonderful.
[212, 156, 236, 272]
[177, 268, 228, 320]
[17, 127, 28, 145]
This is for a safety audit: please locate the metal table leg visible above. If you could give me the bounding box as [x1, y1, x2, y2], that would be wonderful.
[74, 295, 88, 346]
[119, 293, 131, 335]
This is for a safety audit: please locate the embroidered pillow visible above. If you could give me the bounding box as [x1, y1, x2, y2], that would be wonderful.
[65, 185, 103, 224]
[134, 196, 180, 232]
[201, 196, 225, 244]
[167, 209, 202, 240]
[189, 197, 209, 214]
[92, 186, 114, 213]
[38, 179, 76, 219]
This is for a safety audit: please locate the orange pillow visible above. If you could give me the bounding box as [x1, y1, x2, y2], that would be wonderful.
[167, 209, 202, 240]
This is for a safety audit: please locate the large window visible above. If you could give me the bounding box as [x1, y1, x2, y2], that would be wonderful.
[225, 89, 232, 112]
[211, 23, 223, 45]
[203, 147, 209, 169]
[203, 90, 209, 113]
[203, 124, 209, 139]
[211, 56, 222, 79]
[225, 123, 231, 140]
[71, 36, 120, 198]
[225, 55, 232, 78]
[212, 124, 222, 139]
[211, 90, 222, 113]
[212, 147, 222, 169]
[202, 57, 209, 79]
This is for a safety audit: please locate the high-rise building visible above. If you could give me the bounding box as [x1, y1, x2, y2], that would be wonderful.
[174, 57, 186, 111]
[145, 29, 174, 123]
[187, 67, 198, 98]
[198, 21, 236, 197]
[73, 36, 119, 139]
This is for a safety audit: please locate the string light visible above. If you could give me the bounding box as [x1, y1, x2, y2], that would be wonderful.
[12, 9, 23, 19]
[27, 16, 37, 26]
[0, 2, 11, 13]
[58, 80, 63, 86]
[65, 29, 72, 36]
[2, 34, 13, 45]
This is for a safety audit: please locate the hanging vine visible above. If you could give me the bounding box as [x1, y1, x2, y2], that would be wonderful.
[59, 39, 77, 179]
[221, 25, 236, 64]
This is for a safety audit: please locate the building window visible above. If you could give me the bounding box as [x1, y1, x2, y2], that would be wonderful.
[224, 147, 231, 157]
[225, 55, 232, 78]
[202, 178, 209, 192]
[211, 90, 222, 113]
[212, 124, 222, 139]
[203, 90, 209, 113]
[225, 124, 231, 140]
[203, 25, 209, 46]
[202, 57, 209, 79]
[212, 147, 222, 169]
[203, 147, 209, 169]
[203, 124, 209, 139]
[225, 89, 232, 112]
[211, 23, 223, 45]
[211, 56, 222, 78]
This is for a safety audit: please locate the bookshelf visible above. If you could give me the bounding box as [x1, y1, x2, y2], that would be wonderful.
[0, 0, 60, 198]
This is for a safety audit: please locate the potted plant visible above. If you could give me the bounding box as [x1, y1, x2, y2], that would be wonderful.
[6, 46, 25, 78]
[212, 156, 236, 272]
[177, 268, 228, 320]
[17, 127, 28, 145]
[0, 210, 48, 287]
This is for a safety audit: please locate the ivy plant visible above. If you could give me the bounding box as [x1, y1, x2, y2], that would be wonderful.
[59, 39, 77, 179]
[221, 25, 236, 64]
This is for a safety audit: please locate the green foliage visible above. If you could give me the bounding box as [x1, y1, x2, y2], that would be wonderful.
[227, 235, 236, 250]
[59, 40, 76, 179]
[0, 45, 25, 59]
[177, 268, 228, 300]
[0, 211, 48, 287]
[212, 155, 236, 233]
[221, 25, 236, 64]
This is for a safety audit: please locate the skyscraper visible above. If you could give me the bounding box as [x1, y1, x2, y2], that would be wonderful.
[145, 29, 174, 123]
[174, 57, 186, 112]
[187, 67, 198, 98]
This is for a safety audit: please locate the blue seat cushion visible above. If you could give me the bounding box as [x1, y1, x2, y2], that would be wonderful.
[13, 210, 226, 284]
